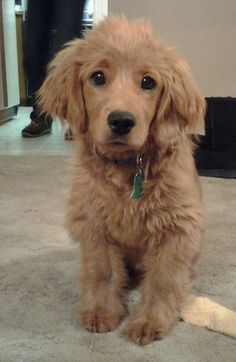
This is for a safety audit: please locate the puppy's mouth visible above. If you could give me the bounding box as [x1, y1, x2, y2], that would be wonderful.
[105, 136, 133, 150]
[96, 135, 147, 165]
[107, 137, 127, 145]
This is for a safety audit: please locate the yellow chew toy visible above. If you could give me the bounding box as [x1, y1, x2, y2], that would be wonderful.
[181, 295, 236, 338]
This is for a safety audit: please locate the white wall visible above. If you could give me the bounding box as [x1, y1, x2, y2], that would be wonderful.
[2, 0, 19, 107]
[93, 0, 108, 24]
[108, 0, 236, 97]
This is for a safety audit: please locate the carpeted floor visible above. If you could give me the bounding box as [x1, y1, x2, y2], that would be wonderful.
[0, 155, 235, 362]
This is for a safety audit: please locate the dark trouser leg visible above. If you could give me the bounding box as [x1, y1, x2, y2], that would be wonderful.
[23, 0, 52, 124]
[51, 0, 86, 140]
[52, 0, 86, 52]
[22, 0, 86, 135]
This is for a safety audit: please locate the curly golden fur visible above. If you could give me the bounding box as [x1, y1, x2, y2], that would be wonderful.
[38, 16, 206, 345]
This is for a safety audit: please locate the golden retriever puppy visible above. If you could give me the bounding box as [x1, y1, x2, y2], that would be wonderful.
[38, 16, 205, 345]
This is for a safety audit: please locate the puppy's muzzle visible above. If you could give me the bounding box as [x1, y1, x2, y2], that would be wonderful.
[108, 111, 136, 136]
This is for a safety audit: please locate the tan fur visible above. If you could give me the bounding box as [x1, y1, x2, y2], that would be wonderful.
[38, 17, 206, 345]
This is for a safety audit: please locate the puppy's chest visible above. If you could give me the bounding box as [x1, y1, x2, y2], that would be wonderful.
[104, 197, 168, 246]
[106, 205, 146, 245]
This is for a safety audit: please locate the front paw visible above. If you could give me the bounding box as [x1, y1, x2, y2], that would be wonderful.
[78, 306, 125, 333]
[123, 319, 168, 345]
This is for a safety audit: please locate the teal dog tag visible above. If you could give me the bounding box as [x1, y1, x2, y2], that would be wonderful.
[130, 171, 143, 200]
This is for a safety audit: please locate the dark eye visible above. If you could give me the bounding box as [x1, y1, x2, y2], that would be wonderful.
[90, 71, 106, 86]
[141, 76, 156, 90]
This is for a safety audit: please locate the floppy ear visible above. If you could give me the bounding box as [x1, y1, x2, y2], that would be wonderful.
[155, 54, 206, 145]
[37, 40, 87, 135]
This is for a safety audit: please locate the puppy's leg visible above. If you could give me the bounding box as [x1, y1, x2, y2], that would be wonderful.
[77, 239, 127, 333]
[123, 230, 201, 344]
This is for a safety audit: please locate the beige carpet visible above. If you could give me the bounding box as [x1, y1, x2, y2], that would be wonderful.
[0, 155, 236, 362]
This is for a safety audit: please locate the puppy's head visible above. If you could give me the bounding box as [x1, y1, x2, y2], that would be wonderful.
[38, 16, 205, 157]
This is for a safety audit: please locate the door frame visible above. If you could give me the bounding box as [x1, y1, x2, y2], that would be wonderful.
[93, 0, 108, 24]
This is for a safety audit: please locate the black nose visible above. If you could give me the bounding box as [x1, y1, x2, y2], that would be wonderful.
[107, 111, 136, 135]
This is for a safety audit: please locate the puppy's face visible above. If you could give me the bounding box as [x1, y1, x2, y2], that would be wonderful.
[38, 17, 205, 157]
[81, 51, 162, 154]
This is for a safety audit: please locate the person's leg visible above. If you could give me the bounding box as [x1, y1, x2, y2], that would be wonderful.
[22, 0, 53, 137]
[52, 0, 86, 140]
[52, 0, 86, 52]
[22, 0, 86, 138]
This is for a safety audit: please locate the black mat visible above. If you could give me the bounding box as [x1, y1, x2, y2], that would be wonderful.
[195, 97, 236, 178]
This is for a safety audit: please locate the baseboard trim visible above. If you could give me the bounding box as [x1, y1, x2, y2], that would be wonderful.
[198, 169, 236, 179]
[0, 106, 18, 124]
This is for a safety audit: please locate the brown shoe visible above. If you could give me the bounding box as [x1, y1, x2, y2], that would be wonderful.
[64, 127, 74, 141]
[22, 119, 52, 138]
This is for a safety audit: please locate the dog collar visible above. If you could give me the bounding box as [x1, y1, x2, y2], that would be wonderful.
[94, 147, 137, 166]
[114, 157, 136, 166]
